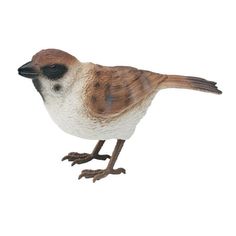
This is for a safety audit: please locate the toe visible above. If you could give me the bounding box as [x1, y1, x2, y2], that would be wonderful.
[111, 168, 126, 175]
[68, 152, 79, 156]
[71, 154, 92, 166]
[78, 169, 103, 179]
[62, 153, 91, 163]
[94, 154, 111, 161]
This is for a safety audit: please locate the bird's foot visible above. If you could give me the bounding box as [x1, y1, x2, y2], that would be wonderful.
[62, 152, 110, 165]
[79, 168, 126, 182]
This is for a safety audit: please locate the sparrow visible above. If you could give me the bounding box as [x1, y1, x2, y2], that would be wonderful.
[18, 49, 222, 182]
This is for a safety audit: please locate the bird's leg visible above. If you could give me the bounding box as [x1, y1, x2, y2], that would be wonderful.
[79, 139, 126, 182]
[62, 140, 110, 165]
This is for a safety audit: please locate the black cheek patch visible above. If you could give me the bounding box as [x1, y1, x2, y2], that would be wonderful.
[53, 84, 62, 92]
[41, 64, 68, 80]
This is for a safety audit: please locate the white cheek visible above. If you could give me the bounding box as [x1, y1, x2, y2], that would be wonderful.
[40, 70, 77, 99]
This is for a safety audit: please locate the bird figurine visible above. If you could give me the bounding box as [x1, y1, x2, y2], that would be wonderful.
[18, 49, 222, 182]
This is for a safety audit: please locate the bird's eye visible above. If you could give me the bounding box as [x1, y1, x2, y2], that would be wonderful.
[41, 64, 68, 80]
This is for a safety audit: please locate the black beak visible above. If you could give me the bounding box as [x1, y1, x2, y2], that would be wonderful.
[18, 61, 39, 79]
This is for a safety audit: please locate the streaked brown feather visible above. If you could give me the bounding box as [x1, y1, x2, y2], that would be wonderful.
[85, 64, 167, 118]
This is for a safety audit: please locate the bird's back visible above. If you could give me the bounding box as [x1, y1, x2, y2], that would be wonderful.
[84, 64, 167, 119]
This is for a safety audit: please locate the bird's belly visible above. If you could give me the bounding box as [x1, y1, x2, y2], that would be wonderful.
[45, 105, 135, 140]
[45, 93, 154, 140]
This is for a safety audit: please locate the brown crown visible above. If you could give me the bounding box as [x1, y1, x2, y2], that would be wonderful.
[32, 49, 77, 66]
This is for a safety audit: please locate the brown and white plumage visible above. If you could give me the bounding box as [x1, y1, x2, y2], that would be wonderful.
[18, 49, 222, 182]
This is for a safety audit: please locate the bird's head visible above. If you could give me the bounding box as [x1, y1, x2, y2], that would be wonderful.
[18, 49, 80, 101]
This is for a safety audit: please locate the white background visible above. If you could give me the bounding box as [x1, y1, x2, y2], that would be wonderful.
[0, 0, 235, 235]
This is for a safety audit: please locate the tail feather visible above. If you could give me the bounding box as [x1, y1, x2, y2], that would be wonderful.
[159, 75, 222, 94]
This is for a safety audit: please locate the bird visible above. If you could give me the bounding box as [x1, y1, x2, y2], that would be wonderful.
[18, 49, 222, 182]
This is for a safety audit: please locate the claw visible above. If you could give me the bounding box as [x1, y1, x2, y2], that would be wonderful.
[71, 161, 76, 166]
[61, 156, 69, 161]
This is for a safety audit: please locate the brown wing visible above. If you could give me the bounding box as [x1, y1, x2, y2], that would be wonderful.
[85, 64, 167, 118]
